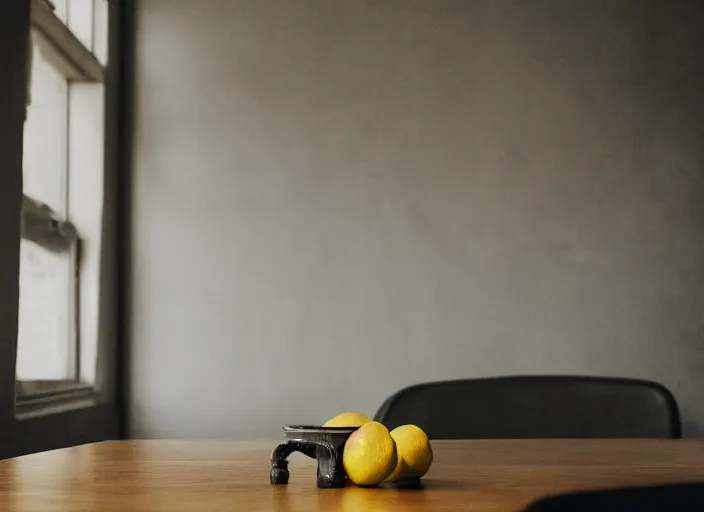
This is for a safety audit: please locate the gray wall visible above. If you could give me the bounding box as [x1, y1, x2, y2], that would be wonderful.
[130, 0, 704, 438]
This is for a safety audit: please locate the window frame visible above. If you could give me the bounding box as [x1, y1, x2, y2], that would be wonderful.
[31, 0, 104, 83]
[0, 0, 129, 458]
[16, 0, 109, 413]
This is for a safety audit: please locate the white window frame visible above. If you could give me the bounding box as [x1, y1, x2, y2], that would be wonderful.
[16, 0, 108, 415]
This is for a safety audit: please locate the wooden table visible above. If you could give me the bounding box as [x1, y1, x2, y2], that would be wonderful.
[1, 439, 704, 511]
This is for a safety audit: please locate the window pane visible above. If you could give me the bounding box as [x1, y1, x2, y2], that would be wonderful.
[93, 0, 109, 66]
[19, 1, 108, 394]
[16, 240, 76, 381]
[23, 40, 68, 214]
[19, 39, 78, 386]
[67, 0, 94, 53]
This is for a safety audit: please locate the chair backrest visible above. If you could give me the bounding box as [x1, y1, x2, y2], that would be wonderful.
[374, 376, 681, 439]
[522, 483, 704, 511]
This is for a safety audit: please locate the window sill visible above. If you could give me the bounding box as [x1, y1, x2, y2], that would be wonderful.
[16, 381, 99, 419]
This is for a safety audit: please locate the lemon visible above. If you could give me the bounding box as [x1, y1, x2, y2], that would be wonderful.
[384, 424, 433, 482]
[343, 421, 397, 486]
[322, 412, 371, 428]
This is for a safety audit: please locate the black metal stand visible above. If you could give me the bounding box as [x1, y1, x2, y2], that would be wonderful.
[270, 439, 346, 488]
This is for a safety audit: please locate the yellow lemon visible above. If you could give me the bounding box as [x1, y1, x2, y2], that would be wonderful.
[343, 421, 397, 486]
[384, 424, 433, 482]
[322, 412, 371, 428]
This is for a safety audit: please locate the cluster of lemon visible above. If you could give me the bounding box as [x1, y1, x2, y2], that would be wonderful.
[323, 412, 433, 486]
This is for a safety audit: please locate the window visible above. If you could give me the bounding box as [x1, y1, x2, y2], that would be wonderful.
[17, 0, 109, 408]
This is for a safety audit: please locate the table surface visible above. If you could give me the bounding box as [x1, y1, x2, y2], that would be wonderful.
[1, 439, 704, 511]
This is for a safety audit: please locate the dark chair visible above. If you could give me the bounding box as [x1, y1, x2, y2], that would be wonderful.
[522, 483, 704, 511]
[374, 376, 680, 439]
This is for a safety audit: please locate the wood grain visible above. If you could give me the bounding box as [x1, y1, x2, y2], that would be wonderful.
[1, 439, 704, 511]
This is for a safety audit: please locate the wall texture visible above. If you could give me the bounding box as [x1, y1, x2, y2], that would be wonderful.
[130, 0, 704, 437]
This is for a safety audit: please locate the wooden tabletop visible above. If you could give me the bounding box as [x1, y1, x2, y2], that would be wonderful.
[1, 439, 704, 511]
